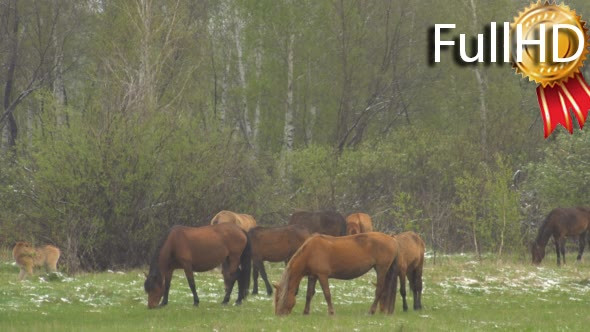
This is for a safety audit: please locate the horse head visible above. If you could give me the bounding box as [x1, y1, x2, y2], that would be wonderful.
[531, 242, 545, 264]
[273, 282, 295, 315]
[144, 272, 164, 309]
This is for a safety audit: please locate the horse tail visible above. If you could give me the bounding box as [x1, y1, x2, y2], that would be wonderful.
[385, 252, 399, 314]
[238, 230, 252, 299]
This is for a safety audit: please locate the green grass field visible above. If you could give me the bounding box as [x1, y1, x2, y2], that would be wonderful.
[1, 252, 589, 331]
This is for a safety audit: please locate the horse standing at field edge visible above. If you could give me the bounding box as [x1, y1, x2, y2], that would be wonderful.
[273, 232, 399, 316]
[248, 224, 311, 295]
[532, 207, 590, 266]
[143, 223, 251, 309]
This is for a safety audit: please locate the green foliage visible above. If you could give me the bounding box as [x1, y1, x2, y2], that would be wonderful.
[526, 130, 590, 211]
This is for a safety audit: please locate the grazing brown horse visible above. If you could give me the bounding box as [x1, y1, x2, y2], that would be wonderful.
[288, 210, 346, 236]
[346, 213, 373, 235]
[144, 223, 251, 309]
[12, 242, 60, 280]
[380, 231, 425, 312]
[532, 207, 590, 265]
[248, 224, 311, 296]
[273, 233, 399, 316]
[210, 210, 258, 231]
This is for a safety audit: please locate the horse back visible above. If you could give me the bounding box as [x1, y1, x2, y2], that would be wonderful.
[288, 210, 346, 236]
[167, 224, 247, 271]
[300, 233, 398, 278]
[248, 224, 310, 261]
[544, 207, 590, 237]
[395, 232, 425, 271]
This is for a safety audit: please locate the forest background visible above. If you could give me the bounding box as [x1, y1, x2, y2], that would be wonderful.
[1, 0, 589, 271]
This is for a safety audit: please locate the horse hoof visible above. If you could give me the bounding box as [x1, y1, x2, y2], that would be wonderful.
[221, 301, 229, 306]
[193, 302, 199, 307]
[235, 301, 243, 306]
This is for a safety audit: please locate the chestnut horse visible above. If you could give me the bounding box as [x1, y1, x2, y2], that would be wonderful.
[211, 210, 258, 231]
[248, 224, 311, 295]
[144, 223, 251, 308]
[273, 233, 399, 316]
[381, 231, 425, 312]
[288, 210, 346, 236]
[346, 213, 373, 235]
[532, 207, 590, 265]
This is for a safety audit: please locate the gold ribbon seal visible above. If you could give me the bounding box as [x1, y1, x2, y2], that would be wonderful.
[511, 1, 590, 137]
[512, 1, 589, 87]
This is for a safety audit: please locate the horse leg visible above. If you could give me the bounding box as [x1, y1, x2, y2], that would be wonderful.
[559, 238, 566, 265]
[412, 268, 423, 310]
[555, 239, 561, 266]
[303, 276, 317, 315]
[160, 269, 173, 307]
[221, 256, 241, 305]
[18, 268, 26, 280]
[252, 260, 260, 295]
[577, 232, 587, 261]
[317, 276, 334, 315]
[369, 266, 388, 315]
[400, 270, 408, 312]
[258, 262, 273, 296]
[183, 267, 199, 306]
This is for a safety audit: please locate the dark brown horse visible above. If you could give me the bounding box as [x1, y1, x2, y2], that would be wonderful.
[381, 231, 425, 312]
[144, 223, 251, 308]
[273, 233, 399, 316]
[532, 207, 590, 265]
[288, 210, 346, 236]
[248, 224, 311, 295]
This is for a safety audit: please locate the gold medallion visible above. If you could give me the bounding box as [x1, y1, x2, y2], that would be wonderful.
[512, 1, 589, 87]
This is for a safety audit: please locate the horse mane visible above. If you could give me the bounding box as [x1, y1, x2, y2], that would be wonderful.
[276, 234, 318, 307]
[144, 228, 173, 292]
[535, 212, 554, 246]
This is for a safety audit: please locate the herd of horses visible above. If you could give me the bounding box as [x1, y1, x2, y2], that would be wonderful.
[12, 206, 590, 315]
[143, 210, 425, 315]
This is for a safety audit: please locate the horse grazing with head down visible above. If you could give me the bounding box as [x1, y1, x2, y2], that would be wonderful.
[144, 223, 251, 309]
[210, 210, 258, 231]
[288, 210, 346, 236]
[273, 232, 399, 316]
[346, 213, 373, 235]
[532, 207, 590, 266]
[248, 224, 311, 295]
[380, 231, 425, 312]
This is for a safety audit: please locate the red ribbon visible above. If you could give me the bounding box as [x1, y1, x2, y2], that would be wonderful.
[536, 73, 590, 138]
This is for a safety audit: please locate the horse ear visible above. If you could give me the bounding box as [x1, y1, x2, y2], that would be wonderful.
[272, 282, 280, 290]
[144, 272, 148, 278]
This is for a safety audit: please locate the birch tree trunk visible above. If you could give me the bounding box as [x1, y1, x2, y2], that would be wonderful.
[234, 8, 253, 147]
[52, 1, 67, 126]
[283, 33, 295, 152]
[468, 0, 488, 156]
[252, 46, 262, 150]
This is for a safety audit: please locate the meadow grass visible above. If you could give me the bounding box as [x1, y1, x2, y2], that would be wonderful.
[1, 251, 589, 331]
